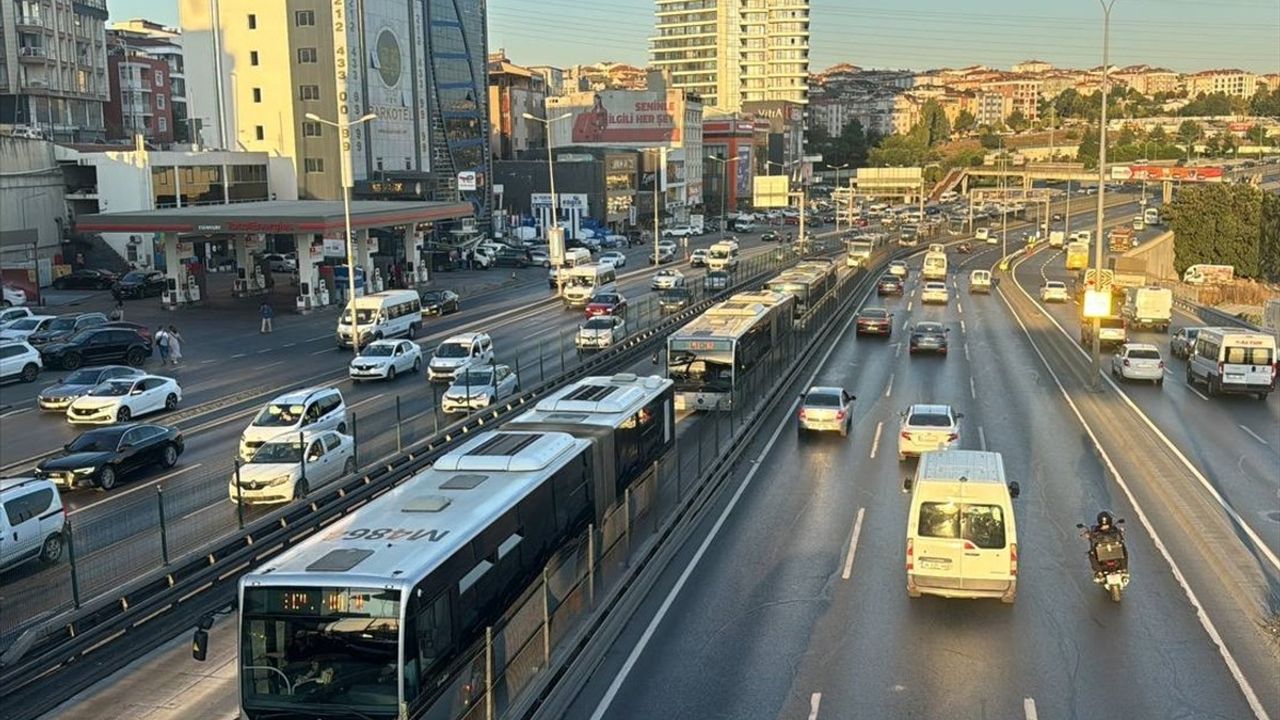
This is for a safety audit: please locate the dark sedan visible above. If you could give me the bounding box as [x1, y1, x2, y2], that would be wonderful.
[113, 270, 167, 299]
[658, 288, 692, 314]
[35, 423, 183, 491]
[909, 321, 950, 355]
[26, 312, 109, 347]
[492, 248, 531, 268]
[761, 230, 780, 242]
[876, 274, 905, 296]
[419, 289, 460, 315]
[37, 364, 146, 411]
[51, 269, 118, 290]
[855, 307, 894, 336]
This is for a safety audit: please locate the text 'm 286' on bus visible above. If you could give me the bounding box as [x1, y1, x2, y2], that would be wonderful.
[195, 374, 675, 720]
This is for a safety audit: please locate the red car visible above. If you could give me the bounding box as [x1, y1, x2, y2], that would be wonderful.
[584, 291, 627, 318]
[853, 217, 870, 227]
[855, 307, 894, 336]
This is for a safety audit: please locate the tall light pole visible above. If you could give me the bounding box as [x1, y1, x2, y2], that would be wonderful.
[1090, 0, 1118, 389]
[305, 110, 376, 358]
[706, 155, 741, 240]
[643, 147, 669, 265]
[826, 162, 849, 233]
[1140, 139, 1156, 207]
[999, 135, 1009, 260]
[522, 112, 572, 295]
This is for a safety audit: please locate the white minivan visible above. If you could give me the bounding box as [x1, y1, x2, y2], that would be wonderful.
[902, 450, 1020, 604]
[562, 264, 618, 308]
[548, 247, 593, 288]
[0, 477, 68, 571]
[336, 290, 422, 349]
[1187, 327, 1276, 400]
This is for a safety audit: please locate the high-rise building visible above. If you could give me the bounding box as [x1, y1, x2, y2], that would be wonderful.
[650, 0, 809, 112]
[107, 20, 188, 143]
[0, 0, 110, 142]
[179, 0, 491, 218]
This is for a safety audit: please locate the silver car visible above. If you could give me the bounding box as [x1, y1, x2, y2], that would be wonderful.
[441, 364, 519, 414]
[798, 386, 855, 437]
[1111, 343, 1164, 385]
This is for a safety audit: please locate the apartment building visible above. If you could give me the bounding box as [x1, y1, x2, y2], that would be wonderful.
[488, 50, 546, 160]
[107, 20, 187, 143]
[1184, 69, 1259, 98]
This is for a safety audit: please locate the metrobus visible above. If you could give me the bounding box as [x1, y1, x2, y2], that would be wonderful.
[766, 269, 831, 318]
[794, 258, 838, 287]
[845, 236, 876, 267]
[667, 290, 795, 411]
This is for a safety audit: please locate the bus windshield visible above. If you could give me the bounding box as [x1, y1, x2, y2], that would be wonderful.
[240, 586, 401, 716]
[668, 346, 734, 393]
[339, 308, 377, 326]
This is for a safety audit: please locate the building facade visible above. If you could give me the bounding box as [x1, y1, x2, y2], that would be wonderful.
[0, 0, 109, 142]
[1184, 69, 1259, 98]
[107, 20, 188, 143]
[650, 0, 809, 112]
[179, 0, 491, 219]
[104, 42, 174, 144]
[488, 51, 545, 160]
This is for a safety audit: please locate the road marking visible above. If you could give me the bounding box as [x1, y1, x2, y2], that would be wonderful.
[957, 300, 963, 314]
[310, 348, 333, 356]
[907, 300, 913, 312]
[970, 376, 977, 400]
[347, 393, 385, 410]
[963, 342, 970, 361]
[809, 692, 822, 720]
[256, 348, 271, 354]
[1189, 385, 1210, 401]
[1024, 697, 1039, 720]
[960, 319, 966, 334]
[1239, 425, 1269, 446]
[282, 342, 297, 348]
[259, 361, 284, 370]
[588, 292, 865, 720]
[869, 421, 883, 459]
[841, 507, 866, 580]
[0, 407, 31, 419]
[978, 425, 987, 450]
[200, 359, 217, 364]
[306, 334, 332, 342]
[884, 373, 894, 397]
[231, 353, 246, 359]
[894, 341, 902, 358]
[71, 463, 204, 514]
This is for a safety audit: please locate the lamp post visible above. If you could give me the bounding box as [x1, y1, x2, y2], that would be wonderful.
[826, 162, 849, 233]
[643, 147, 669, 265]
[1090, 0, 1118, 390]
[1140, 139, 1156, 207]
[304, 111, 376, 358]
[522, 112, 572, 296]
[706, 155, 741, 240]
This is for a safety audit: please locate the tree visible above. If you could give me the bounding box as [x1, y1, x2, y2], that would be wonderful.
[806, 124, 834, 164]
[1249, 87, 1280, 118]
[1246, 124, 1268, 146]
[1077, 127, 1100, 168]
[1115, 125, 1138, 147]
[1261, 193, 1280, 282]
[1006, 109, 1029, 132]
[1168, 184, 1268, 279]
[915, 100, 951, 147]
[953, 109, 977, 134]
[979, 132, 1001, 150]
[834, 119, 870, 167]
[867, 133, 930, 167]
[1179, 92, 1233, 117]
[1177, 119, 1204, 158]
[1148, 125, 1168, 144]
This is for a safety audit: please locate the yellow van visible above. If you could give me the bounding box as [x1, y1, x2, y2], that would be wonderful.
[902, 450, 1020, 603]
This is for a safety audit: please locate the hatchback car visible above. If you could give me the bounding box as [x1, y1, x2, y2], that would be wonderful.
[576, 315, 627, 351]
[36, 424, 183, 491]
[909, 322, 950, 355]
[349, 339, 422, 381]
[0, 478, 68, 571]
[0, 341, 41, 383]
[230, 430, 356, 505]
[898, 404, 963, 461]
[3, 284, 27, 308]
[585, 292, 628, 318]
[855, 307, 894, 336]
[38, 365, 145, 410]
[0, 306, 33, 328]
[1111, 343, 1165, 385]
[239, 387, 347, 461]
[1169, 326, 1202, 359]
[66, 374, 182, 424]
[888, 260, 909, 278]
[798, 386, 856, 437]
[877, 274, 905, 296]
[441, 364, 519, 413]
[921, 282, 949, 305]
[419, 289, 460, 316]
[26, 312, 109, 348]
[0, 314, 55, 342]
[1040, 281, 1070, 303]
[651, 268, 686, 291]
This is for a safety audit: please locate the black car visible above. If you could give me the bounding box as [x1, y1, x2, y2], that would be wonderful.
[492, 248, 530, 268]
[704, 270, 731, 292]
[877, 274, 904, 295]
[761, 230, 779, 242]
[39, 327, 151, 370]
[25, 312, 109, 347]
[909, 321, 950, 355]
[658, 288, 692, 314]
[113, 270, 167, 299]
[419, 289, 460, 315]
[51, 269, 118, 290]
[37, 364, 146, 411]
[36, 424, 183, 491]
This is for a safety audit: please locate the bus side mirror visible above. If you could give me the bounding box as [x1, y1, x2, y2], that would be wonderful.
[902, 477, 913, 493]
[1008, 481, 1021, 499]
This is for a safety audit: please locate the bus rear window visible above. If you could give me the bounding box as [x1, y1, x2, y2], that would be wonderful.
[1225, 346, 1274, 366]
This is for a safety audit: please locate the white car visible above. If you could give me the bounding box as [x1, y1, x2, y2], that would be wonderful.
[798, 386, 855, 437]
[441, 364, 519, 414]
[229, 430, 355, 505]
[651, 268, 686, 291]
[66, 375, 182, 424]
[3, 284, 27, 307]
[598, 250, 627, 268]
[240, 387, 347, 461]
[263, 253, 297, 273]
[662, 225, 695, 238]
[428, 332, 494, 383]
[974, 228, 991, 242]
[576, 315, 627, 351]
[1111, 343, 1165, 385]
[0, 341, 41, 383]
[1040, 281, 1070, 303]
[0, 314, 55, 342]
[348, 339, 422, 381]
[898, 403, 963, 461]
[690, 249, 710, 267]
[530, 249, 550, 267]
[888, 261, 909, 278]
[0, 306, 34, 328]
[921, 281, 949, 304]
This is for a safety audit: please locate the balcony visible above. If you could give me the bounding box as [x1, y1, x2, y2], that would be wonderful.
[18, 46, 48, 62]
[15, 15, 49, 30]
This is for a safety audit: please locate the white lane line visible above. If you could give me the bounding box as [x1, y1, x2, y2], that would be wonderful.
[310, 348, 333, 356]
[231, 353, 246, 359]
[74, 463, 204, 514]
[907, 300, 913, 312]
[963, 342, 971, 361]
[200, 359, 217, 364]
[1189, 385, 1210, 401]
[957, 300, 964, 314]
[347, 393, 385, 410]
[282, 342, 297, 348]
[960, 319, 967, 334]
[259, 361, 284, 370]
[256, 348, 271, 354]
[884, 373, 894, 398]
[1024, 698, 1039, 720]
[0, 407, 31, 419]
[809, 692, 822, 720]
[841, 507, 866, 580]
[978, 425, 987, 450]
[306, 334, 332, 342]
[1239, 424, 1269, 446]
[970, 376, 977, 400]
[869, 421, 883, 459]
[589, 297, 864, 720]
[894, 341, 902, 358]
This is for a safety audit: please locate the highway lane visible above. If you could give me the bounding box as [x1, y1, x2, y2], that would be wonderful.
[560, 246, 1259, 720]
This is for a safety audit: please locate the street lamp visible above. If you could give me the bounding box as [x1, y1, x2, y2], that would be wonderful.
[522, 111, 572, 295]
[1089, 0, 1118, 390]
[825, 162, 849, 232]
[706, 155, 741, 240]
[304, 110, 377, 358]
[642, 147, 669, 265]
[1140, 139, 1157, 207]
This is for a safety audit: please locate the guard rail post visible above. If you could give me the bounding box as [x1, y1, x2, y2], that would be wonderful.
[234, 461, 245, 529]
[559, 327, 566, 373]
[514, 356, 522, 391]
[541, 566, 551, 664]
[587, 523, 596, 608]
[538, 338, 546, 383]
[395, 396, 403, 454]
[66, 522, 81, 609]
[350, 413, 358, 467]
[156, 486, 170, 566]
[298, 431, 307, 489]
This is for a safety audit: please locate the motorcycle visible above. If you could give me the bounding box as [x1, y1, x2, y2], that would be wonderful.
[1077, 519, 1129, 602]
[956, 241, 973, 254]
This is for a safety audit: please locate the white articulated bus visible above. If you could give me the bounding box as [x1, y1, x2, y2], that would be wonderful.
[765, 268, 831, 318]
[845, 236, 876, 267]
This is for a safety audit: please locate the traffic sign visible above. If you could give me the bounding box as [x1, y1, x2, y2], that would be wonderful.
[1083, 268, 1114, 291]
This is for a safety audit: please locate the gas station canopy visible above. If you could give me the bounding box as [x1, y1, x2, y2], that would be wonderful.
[74, 199, 473, 235]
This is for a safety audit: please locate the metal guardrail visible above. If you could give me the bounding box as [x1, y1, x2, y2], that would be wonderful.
[0, 248, 818, 701]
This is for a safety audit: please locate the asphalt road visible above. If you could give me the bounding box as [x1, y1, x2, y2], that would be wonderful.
[558, 234, 1266, 720]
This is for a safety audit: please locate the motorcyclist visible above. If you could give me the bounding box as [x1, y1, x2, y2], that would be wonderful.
[1083, 510, 1127, 575]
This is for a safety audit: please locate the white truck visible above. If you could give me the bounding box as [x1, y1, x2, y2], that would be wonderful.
[1048, 230, 1066, 248]
[1264, 298, 1280, 346]
[921, 251, 947, 281]
[1123, 286, 1173, 332]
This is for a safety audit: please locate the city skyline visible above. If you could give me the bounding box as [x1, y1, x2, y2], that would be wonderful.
[109, 0, 1280, 75]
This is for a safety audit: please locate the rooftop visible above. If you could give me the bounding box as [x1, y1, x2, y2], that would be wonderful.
[75, 200, 473, 235]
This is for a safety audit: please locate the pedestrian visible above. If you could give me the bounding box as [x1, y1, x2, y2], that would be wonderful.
[109, 298, 124, 321]
[259, 300, 274, 333]
[166, 325, 183, 365]
[155, 326, 170, 364]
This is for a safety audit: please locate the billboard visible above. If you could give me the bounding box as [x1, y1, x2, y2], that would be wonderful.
[1110, 165, 1224, 182]
[855, 167, 924, 187]
[551, 91, 684, 147]
[736, 145, 753, 196]
[753, 176, 790, 208]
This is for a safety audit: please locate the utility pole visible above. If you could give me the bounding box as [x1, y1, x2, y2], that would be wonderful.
[1089, 0, 1117, 390]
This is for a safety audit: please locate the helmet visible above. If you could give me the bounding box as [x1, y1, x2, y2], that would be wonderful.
[1096, 511, 1114, 530]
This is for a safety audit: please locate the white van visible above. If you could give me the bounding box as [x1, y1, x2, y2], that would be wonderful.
[1187, 327, 1276, 400]
[902, 450, 1020, 604]
[706, 241, 740, 272]
[0, 477, 68, 571]
[969, 269, 992, 294]
[548, 247, 593, 288]
[336, 290, 422, 349]
[562, 263, 618, 308]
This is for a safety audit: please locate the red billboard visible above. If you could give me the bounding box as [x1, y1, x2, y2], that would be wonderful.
[1110, 165, 1224, 182]
[562, 91, 684, 146]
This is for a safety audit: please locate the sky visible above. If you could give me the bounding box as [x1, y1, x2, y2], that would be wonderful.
[109, 0, 1279, 74]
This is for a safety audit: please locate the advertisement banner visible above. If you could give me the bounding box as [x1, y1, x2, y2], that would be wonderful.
[753, 176, 790, 208]
[1109, 165, 1224, 182]
[531, 193, 553, 208]
[558, 91, 684, 146]
[361, 0, 428, 176]
[457, 171, 477, 191]
[736, 146, 753, 196]
[323, 238, 346, 257]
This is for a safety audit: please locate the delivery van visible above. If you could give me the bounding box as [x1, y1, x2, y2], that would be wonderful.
[902, 450, 1020, 604]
